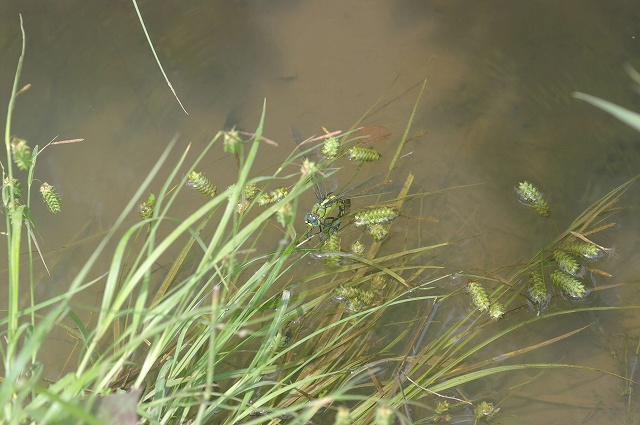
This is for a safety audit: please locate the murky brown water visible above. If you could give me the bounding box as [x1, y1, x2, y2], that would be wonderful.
[1, 1, 640, 422]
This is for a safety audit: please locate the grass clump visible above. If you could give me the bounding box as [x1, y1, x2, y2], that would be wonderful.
[3, 17, 640, 425]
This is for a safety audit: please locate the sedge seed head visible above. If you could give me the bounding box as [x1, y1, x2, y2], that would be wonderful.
[40, 182, 61, 214]
[467, 281, 490, 312]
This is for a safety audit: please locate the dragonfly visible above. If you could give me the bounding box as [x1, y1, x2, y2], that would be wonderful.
[292, 126, 390, 238]
[292, 126, 348, 236]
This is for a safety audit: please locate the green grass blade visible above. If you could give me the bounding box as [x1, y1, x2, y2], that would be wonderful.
[573, 91, 640, 132]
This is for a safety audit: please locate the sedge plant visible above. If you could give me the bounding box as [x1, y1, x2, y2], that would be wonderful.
[3, 16, 640, 425]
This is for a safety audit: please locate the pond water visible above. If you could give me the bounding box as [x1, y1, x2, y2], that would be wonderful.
[1, 1, 640, 423]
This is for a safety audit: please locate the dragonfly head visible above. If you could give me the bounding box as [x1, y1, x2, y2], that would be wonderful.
[305, 212, 320, 228]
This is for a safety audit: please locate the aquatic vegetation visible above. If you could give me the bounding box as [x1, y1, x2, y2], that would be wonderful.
[528, 271, 550, 313]
[347, 146, 381, 162]
[366, 222, 390, 240]
[515, 180, 549, 217]
[322, 232, 342, 268]
[223, 128, 242, 154]
[354, 206, 398, 227]
[10, 137, 32, 170]
[186, 170, 217, 197]
[467, 281, 491, 312]
[550, 270, 587, 298]
[320, 130, 340, 159]
[3, 177, 21, 199]
[552, 250, 581, 276]
[562, 240, 602, 260]
[39, 182, 61, 214]
[350, 239, 365, 255]
[4, 17, 638, 424]
[138, 192, 155, 219]
[256, 187, 289, 205]
[474, 401, 500, 421]
[489, 301, 505, 321]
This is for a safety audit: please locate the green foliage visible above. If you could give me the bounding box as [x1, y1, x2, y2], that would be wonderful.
[39, 182, 61, 214]
[488, 301, 505, 321]
[10, 137, 32, 170]
[366, 222, 390, 240]
[354, 206, 398, 227]
[474, 401, 499, 421]
[347, 146, 381, 162]
[256, 186, 288, 205]
[138, 192, 155, 219]
[467, 281, 491, 312]
[562, 240, 601, 259]
[322, 232, 342, 268]
[516, 180, 549, 217]
[350, 239, 365, 255]
[528, 271, 549, 308]
[4, 22, 640, 424]
[3, 177, 21, 199]
[321, 134, 340, 159]
[550, 270, 587, 298]
[223, 129, 242, 154]
[552, 250, 580, 275]
[186, 170, 217, 197]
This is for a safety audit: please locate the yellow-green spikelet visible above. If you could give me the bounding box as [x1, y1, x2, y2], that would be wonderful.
[11, 137, 32, 170]
[562, 240, 601, 259]
[187, 171, 217, 197]
[489, 302, 505, 320]
[467, 281, 490, 312]
[321, 136, 340, 159]
[553, 250, 580, 275]
[347, 146, 381, 163]
[323, 233, 342, 268]
[516, 181, 549, 217]
[354, 206, 398, 227]
[550, 270, 587, 298]
[40, 182, 61, 213]
[528, 271, 549, 304]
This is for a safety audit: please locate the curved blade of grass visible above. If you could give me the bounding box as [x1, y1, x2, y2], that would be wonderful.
[386, 78, 428, 179]
[131, 0, 188, 115]
[427, 363, 634, 393]
[573, 91, 640, 132]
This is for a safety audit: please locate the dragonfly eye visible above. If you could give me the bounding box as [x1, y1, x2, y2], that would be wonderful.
[305, 212, 319, 227]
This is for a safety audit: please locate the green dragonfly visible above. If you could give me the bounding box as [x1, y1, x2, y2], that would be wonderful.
[292, 126, 347, 235]
[292, 126, 389, 237]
